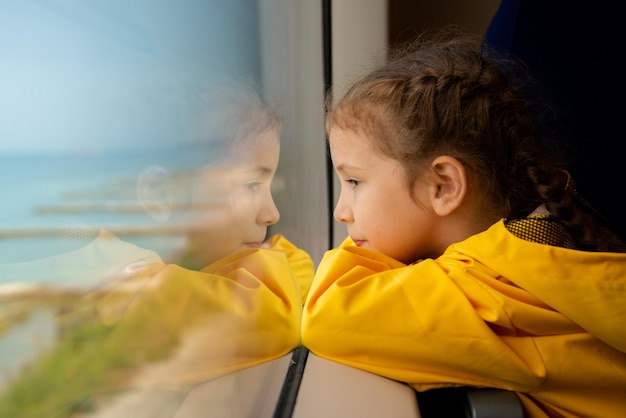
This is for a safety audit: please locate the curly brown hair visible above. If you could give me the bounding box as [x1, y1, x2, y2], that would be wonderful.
[326, 27, 625, 252]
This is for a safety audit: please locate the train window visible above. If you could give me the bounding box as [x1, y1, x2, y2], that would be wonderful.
[0, 1, 326, 416]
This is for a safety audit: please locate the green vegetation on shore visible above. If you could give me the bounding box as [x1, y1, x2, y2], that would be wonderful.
[0, 290, 179, 417]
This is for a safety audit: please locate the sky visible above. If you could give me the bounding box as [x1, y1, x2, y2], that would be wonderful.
[0, 0, 260, 154]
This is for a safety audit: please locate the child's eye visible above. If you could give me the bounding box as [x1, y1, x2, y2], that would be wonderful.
[346, 178, 360, 188]
[246, 181, 261, 191]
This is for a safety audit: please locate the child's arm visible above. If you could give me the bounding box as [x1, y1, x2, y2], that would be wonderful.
[262, 234, 315, 302]
[301, 245, 544, 393]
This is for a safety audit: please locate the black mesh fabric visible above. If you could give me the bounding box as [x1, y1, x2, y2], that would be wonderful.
[505, 215, 576, 249]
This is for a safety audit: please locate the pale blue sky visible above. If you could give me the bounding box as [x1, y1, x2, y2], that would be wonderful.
[0, 0, 260, 154]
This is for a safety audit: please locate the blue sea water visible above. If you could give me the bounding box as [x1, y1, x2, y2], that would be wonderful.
[0, 150, 200, 270]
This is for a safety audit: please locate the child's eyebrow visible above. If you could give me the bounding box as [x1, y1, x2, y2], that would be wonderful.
[335, 163, 366, 173]
[248, 166, 274, 177]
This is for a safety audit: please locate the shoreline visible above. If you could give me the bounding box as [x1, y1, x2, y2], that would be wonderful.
[0, 225, 187, 239]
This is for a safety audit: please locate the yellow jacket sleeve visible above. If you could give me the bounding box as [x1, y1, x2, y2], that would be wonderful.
[91, 235, 313, 389]
[302, 244, 545, 392]
[261, 234, 315, 302]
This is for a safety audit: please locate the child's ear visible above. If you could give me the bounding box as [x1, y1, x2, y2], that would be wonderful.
[137, 164, 173, 222]
[428, 155, 467, 216]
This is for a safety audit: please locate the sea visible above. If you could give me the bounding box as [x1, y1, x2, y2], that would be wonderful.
[0, 149, 201, 269]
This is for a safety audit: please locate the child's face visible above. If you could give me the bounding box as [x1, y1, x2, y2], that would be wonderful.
[181, 129, 280, 267]
[329, 127, 440, 264]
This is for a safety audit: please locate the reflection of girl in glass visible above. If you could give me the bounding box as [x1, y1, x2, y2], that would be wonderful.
[0, 81, 314, 417]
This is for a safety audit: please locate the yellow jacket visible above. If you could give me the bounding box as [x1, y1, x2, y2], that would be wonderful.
[302, 220, 626, 418]
[95, 233, 314, 387]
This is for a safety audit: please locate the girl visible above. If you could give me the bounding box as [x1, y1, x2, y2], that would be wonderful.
[302, 31, 626, 417]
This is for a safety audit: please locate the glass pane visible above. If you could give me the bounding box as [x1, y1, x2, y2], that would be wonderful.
[0, 1, 325, 416]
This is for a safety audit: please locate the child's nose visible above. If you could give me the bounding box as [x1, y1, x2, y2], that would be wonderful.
[333, 200, 353, 224]
[258, 196, 280, 225]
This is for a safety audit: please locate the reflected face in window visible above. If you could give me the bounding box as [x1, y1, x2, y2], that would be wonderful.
[178, 129, 281, 269]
